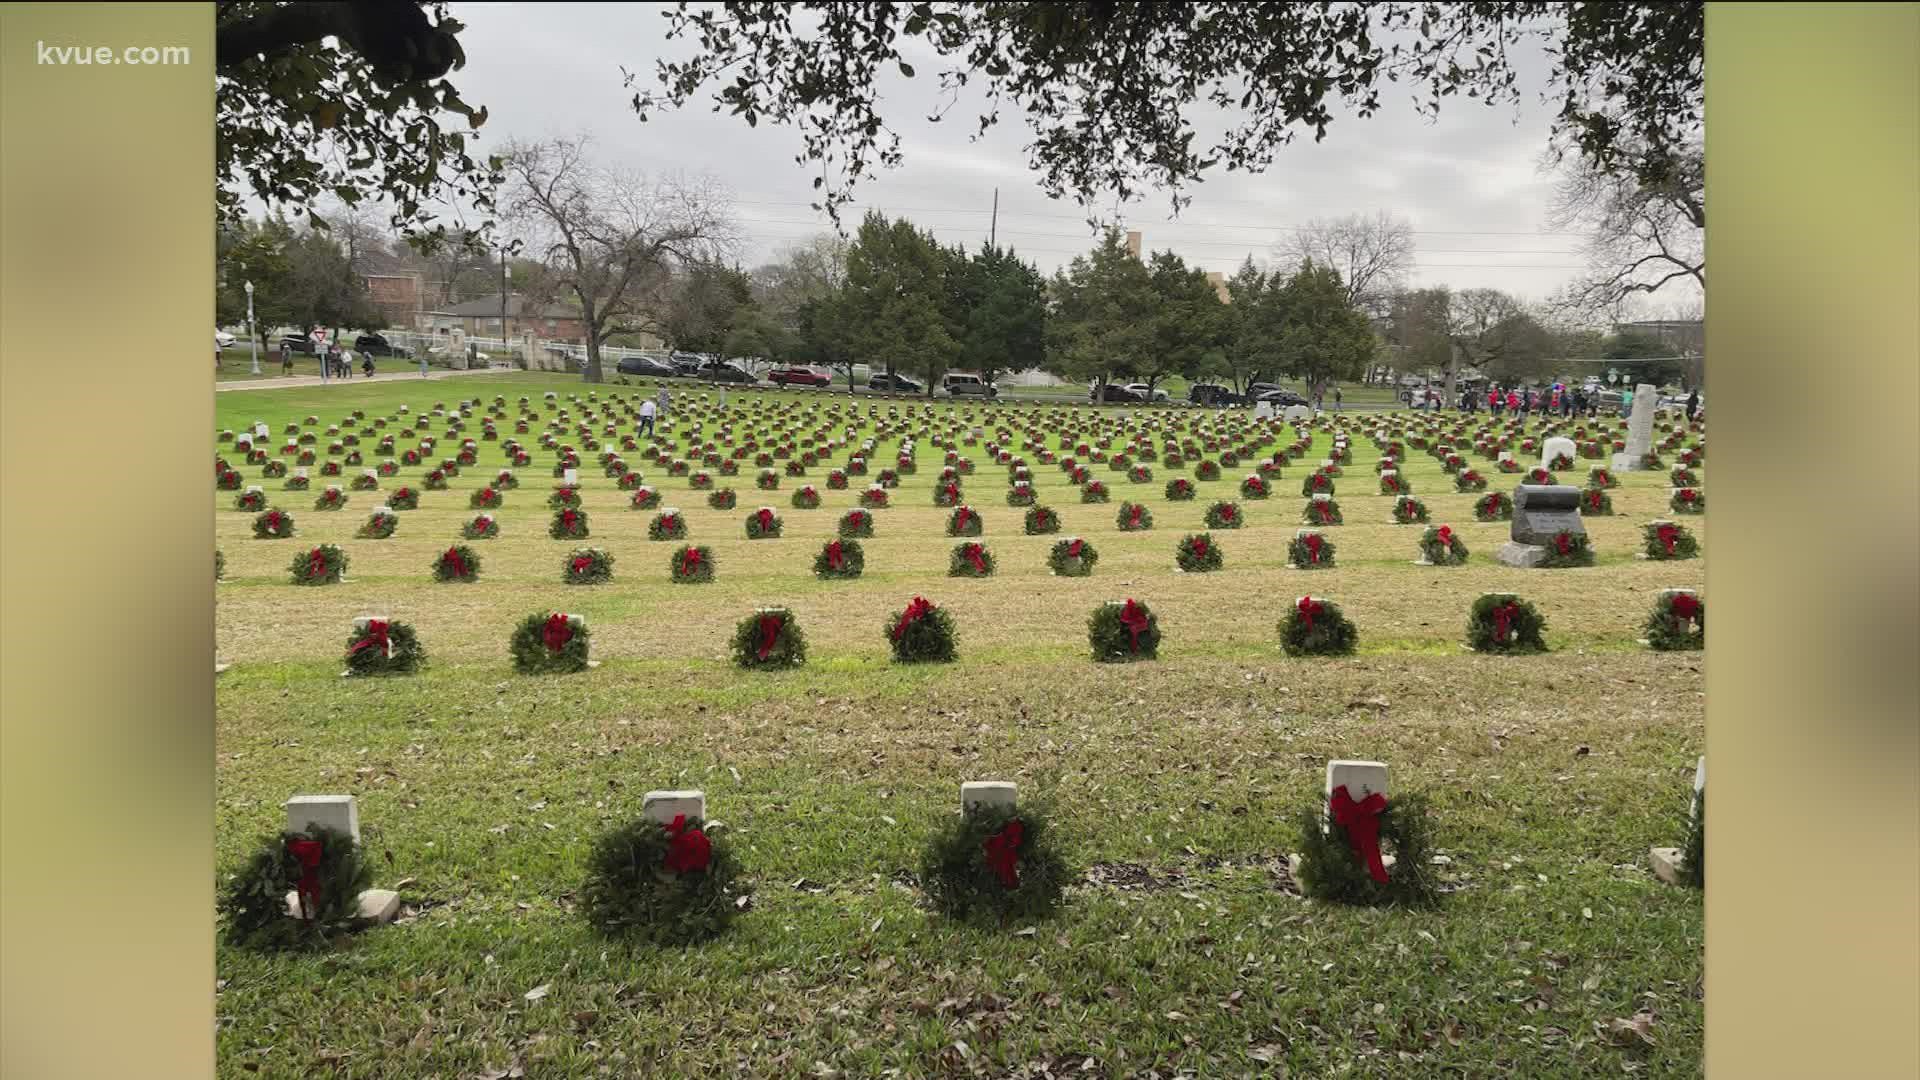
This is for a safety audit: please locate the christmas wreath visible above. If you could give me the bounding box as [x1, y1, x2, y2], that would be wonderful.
[581, 813, 740, 944]
[433, 544, 480, 582]
[387, 486, 420, 511]
[345, 617, 426, 676]
[858, 485, 890, 509]
[919, 799, 1068, 922]
[549, 506, 590, 539]
[1088, 598, 1158, 661]
[949, 542, 996, 578]
[1378, 471, 1409, 496]
[1020, 505, 1059, 535]
[1670, 487, 1705, 514]
[755, 468, 781, 491]
[735, 506, 781, 540]
[1294, 789, 1440, 908]
[790, 484, 821, 510]
[668, 544, 715, 584]
[1288, 531, 1336, 569]
[1195, 460, 1221, 481]
[617, 471, 646, 491]
[1302, 471, 1336, 497]
[235, 487, 268, 512]
[784, 460, 807, 477]
[946, 504, 985, 537]
[218, 825, 373, 951]
[548, 486, 584, 512]
[1497, 458, 1524, 474]
[1549, 452, 1576, 471]
[1128, 464, 1153, 484]
[511, 612, 591, 673]
[631, 485, 661, 510]
[814, 537, 865, 579]
[1115, 500, 1153, 531]
[838, 509, 876, 538]
[1539, 529, 1594, 568]
[1164, 477, 1196, 501]
[708, 487, 738, 510]
[1453, 468, 1488, 492]
[1644, 520, 1699, 559]
[423, 469, 448, 491]
[1474, 491, 1514, 521]
[1644, 591, 1705, 651]
[1280, 594, 1359, 656]
[252, 508, 295, 539]
[1391, 495, 1430, 525]
[1641, 451, 1666, 470]
[262, 460, 288, 479]
[1175, 533, 1223, 572]
[1005, 481, 1037, 507]
[730, 607, 807, 670]
[1303, 496, 1344, 526]
[876, 468, 900, 488]
[826, 468, 849, 490]
[1668, 467, 1699, 489]
[1575, 486, 1612, 516]
[289, 544, 348, 585]
[217, 467, 244, 491]
[933, 480, 965, 508]
[284, 473, 311, 491]
[888, 596, 957, 662]
[1204, 500, 1243, 529]
[690, 470, 715, 490]
[458, 510, 499, 539]
[1467, 594, 1548, 653]
[1048, 536, 1099, 577]
[1240, 474, 1271, 500]
[1418, 525, 1469, 566]
[376, 460, 399, 477]
[565, 547, 615, 584]
[1525, 466, 1556, 486]
[1079, 479, 1110, 503]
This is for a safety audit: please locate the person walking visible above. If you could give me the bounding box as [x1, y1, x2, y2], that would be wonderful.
[1685, 388, 1700, 420]
[638, 395, 657, 438]
[1619, 384, 1634, 418]
[1333, 386, 1342, 413]
[419, 351, 430, 378]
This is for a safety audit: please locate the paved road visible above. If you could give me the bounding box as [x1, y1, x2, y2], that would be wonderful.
[214, 366, 518, 393]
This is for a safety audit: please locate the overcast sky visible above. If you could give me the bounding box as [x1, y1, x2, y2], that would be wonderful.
[447, 4, 1668, 308]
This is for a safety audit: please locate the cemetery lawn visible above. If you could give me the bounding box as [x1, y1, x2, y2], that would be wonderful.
[217, 375, 1704, 1077]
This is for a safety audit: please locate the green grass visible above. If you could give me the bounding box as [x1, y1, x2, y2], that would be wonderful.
[216, 376, 1704, 1076]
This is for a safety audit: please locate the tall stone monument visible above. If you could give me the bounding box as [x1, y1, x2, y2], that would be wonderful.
[1612, 383, 1658, 470]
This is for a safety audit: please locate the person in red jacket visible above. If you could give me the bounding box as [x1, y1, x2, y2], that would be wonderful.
[1506, 389, 1521, 413]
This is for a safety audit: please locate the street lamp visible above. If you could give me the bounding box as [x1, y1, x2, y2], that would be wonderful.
[244, 280, 260, 375]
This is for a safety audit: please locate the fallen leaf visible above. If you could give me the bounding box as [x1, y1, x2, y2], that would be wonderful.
[524, 983, 551, 1002]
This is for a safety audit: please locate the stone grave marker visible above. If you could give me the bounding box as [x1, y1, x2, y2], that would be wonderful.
[1612, 383, 1658, 470]
[643, 789, 706, 824]
[1497, 485, 1585, 567]
[1282, 404, 1312, 422]
[1541, 436, 1577, 465]
[285, 794, 360, 843]
[1254, 400, 1275, 420]
[961, 781, 1017, 813]
[562, 468, 578, 486]
[1650, 757, 1705, 884]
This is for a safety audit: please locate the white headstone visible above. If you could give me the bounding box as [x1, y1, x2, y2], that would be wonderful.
[254, 423, 270, 439]
[1541, 436, 1577, 466]
[961, 781, 1017, 813]
[1498, 451, 1515, 464]
[1255, 401, 1275, 420]
[562, 468, 578, 486]
[1283, 404, 1312, 422]
[285, 794, 360, 844]
[643, 789, 706, 824]
[1613, 383, 1659, 470]
[244, 485, 263, 496]
[1692, 756, 1706, 822]
[1326, 760, 1389, 803]
[295, 467, 308, 479]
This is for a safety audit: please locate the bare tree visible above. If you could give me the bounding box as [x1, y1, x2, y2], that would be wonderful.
[501, 137, 735, 382]
[750, 233, 849, 320]
[1272, 211, 1415, 317]
[1549, 143, 1703, 317]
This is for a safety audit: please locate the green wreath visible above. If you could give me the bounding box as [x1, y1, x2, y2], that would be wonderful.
[814, 537, 864, 579]
[289, 544, 349, 585]
[1048, 537, 1099, 577]
[949, 542, 997, 578]
[564, 547, 615, 584]
[1643, 591, 1705, 651]
[648, 510, 688, 541]
[1079, 480, 1110, 504]
[1280, 596, 1358, 656]
[1294, 791, 1441, 908]
[432, 544, 480, 582]
[1467, 594, 1548, 653]
[1176, 533, 1224, 572]
[1680, 787, 1706, 890]
[731, 607, 807, 669]
[549, 507, 590, 539]
[945, 505, 985, 537]
[918, 800, 1069, 923]
[582, 815, 741, 944]
[1204, 500, 1243, 529]
[1417, 527, 1469, 566]
[510, 612, 592, 674]
[1643, 521, 1699, 559]
[1580, 487, 1614, 515]
[669, 545, 715, 584]
[1023, 506, 1060, 535]
[887, 599, 957, 663]
[252, 508, 295, 539]
[1288, 532, 1337, 569]
[708, 488, 738, 510]
[344, 619, 426, 676]
[1391, 496, 1430, 524]
[218, 825, 373, 951]
[1538, 530, 1595, 568]
[1303, 498, 1344, 526]
[1088, 599, 1159, 662]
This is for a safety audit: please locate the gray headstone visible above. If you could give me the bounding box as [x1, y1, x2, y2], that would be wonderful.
[1510, 485, 1586, 545]
[1613, 384, 1659, 469]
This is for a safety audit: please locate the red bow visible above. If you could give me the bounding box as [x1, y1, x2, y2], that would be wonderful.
[1220, 504, 1236, 522]
[1484, 496, 1500, 515]
[265, 511, 282, 531]
[756, 508, 775, 534]
[893, 597, 933, 641]
[756, 614, 784, 660]
[849, 511, 865, 528]
[1034, 509, 1050, 527]
[1118, 599, 1150, 652]
[663, 814, 712, 873]
[955, 507, 972, 530]
[1555, 533, 1573, 556]
[1436, 526, 1453, 547]
[543, 613, 573, 652]
[1297, 595, 1322, 631]
[443, 547, 470, 577]
[1681, 488, 1697, 503]
[1317, 503, 1334, 523]
[348, 618, 390, 658]
[826, 540, 844, 569]
[1329, 784, 1390, 884]
[1670, 593, 1701, 622]
[561, 509, 578, 529]
[287, 837, 324, 919]
[1657, 524, 1679, 554]
[1304, 533, 1324, 563]
[571, 555, 593, 576]
[1492, 602, 1520, 644]
[1192, 537, 1209, 558]
[944, 483, 959, 502]
[965, 544, 986, 574]
[982, 819, 1024, 889]
[307, 548, 328, 579]
[1067, 538, 1084, 559]
[1385, 476, 1398, 491]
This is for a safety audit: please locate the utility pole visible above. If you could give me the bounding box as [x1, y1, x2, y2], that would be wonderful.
[989, 187, 998, 247]
[499, 249, 509, 358]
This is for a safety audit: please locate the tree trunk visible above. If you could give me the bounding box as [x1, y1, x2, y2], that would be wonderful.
[584, 338, 604, 383]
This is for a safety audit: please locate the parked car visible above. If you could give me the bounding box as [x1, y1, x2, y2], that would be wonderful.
[1186, 383, 1245, 407]
[867, 372, 923, 393]
[616, 355, 679, 379]
[277, 334, 317, 355]
[1122, 383, 1170, 404]
[942, 373, 998, 398]
[215, 329, 237, 349]
[1256, 389, 1310, 408]
[1091, 383, 1146, 404]
[769, 365, 834, 387]
[1245, 381, 1284, 398]
[696, 361, 758, 384]
[354, 333, 410, 358]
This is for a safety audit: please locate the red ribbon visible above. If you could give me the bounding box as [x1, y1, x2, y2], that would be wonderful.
[443, 547, 469, 577]
[571, 555, 593, 576]
[1492, 602, 1520, 644]
[1555, 533, 1573, 556]
[307, 548, 328, 579]
[982, 819, 1024, 889]
[1317, 503, 1334, 523]
[1297, 595, 1322, 631]
[1670, 593, 1701, 622]
[955, 507, 972, 531]
[1436, 526, 1453, 548]
[561, 508, 578, 530]
[543, 613, 573, 652]
[348, 619, 390, 657]
[966, 544, 986, 574]
[1385, 475, 1397, 491]
[1305, 534, 1323, 563]
[848, 511, 865, 529]
[265, 511, 282, 532]
[1657, 524, 1679, 554]
[1118, 599, 1149, 652]
[663, 814, 712, 873]
[288, 837, 324, 918]
[1484, 495, 1500, 516]
[1328, 784, 1390, 884]
[1681, 488, 1697, 503]
[1128, 504, 1143, 527]
[1192, 537, 1209, 558]
[944, 483, 959, 503]
[892, 596, 933, 641]
[677, 546, 702, 576]
[1067, 538, 1084, 559]
[756, 508, 775, 534]
[756, 614, 783, 660]
[826, 540, 844, 569]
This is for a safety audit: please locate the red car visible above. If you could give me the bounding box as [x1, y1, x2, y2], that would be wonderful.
[768, 366, 833, 387]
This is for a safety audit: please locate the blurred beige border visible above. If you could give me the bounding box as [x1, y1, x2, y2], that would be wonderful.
[1, 4, 213, 1078]
[1706, 4, 1919, 1076]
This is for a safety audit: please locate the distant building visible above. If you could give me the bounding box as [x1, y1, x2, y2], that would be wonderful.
[422, 295, 591, 343]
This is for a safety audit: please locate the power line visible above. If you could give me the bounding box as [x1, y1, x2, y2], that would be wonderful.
[734, 216, 1580, 254]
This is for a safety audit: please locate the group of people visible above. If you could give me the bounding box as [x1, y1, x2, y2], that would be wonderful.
[1473, 384, 1596, 419]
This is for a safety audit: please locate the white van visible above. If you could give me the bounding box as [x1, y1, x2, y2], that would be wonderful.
[942, 373, 998, 398]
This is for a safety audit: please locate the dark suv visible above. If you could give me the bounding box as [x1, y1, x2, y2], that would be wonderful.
[866, 372, 922, 393]
[354, 333, 410, 358]
[696, 361, 757, 384]
[1091, 383, 1146, 404]
[1187, 383, 1245, 406]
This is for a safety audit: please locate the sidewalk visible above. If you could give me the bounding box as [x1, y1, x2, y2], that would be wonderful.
[215, 366, 519, 393]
